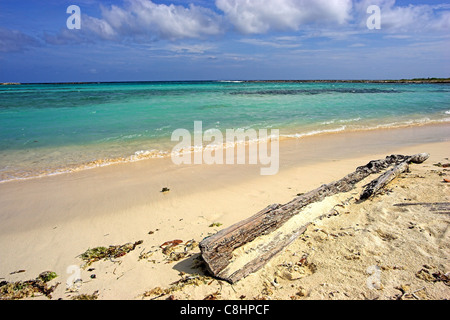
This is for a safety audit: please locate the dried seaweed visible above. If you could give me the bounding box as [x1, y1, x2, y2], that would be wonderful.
[431, 271, 450, 285]
[142, 274, 215, 300]
[160, 240, 183, 255]
[138, 250, 155, 261]
[142, 286, 170, 299]
[203, 291, 221, 300]
[433, 162, 450, 168]
[166, 252, 189, 263]
[0, 271, 59, 300]
[38, 271, 58, 283]
[209, 222, 223, 228]
[162, 240, 199, 263]
[416, 267, 450, 285]
[71, 290, 99, 300]
[79, 240, 143, 267]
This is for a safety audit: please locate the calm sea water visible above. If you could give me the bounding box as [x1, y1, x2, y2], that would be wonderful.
[0, 81, 449, 181]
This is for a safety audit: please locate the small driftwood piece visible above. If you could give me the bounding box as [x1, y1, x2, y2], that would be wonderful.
[393, 202, 450, 207]
[200, 153, 429, 283]
[393, 202, 450, 215]
[360, 153, 429, 200]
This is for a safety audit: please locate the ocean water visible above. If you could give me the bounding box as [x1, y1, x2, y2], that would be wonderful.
[0, 81, 449, 182]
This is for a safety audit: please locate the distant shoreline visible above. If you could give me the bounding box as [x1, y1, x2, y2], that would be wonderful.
[2, 78, 450, 85]
[245, 78, 450, 84]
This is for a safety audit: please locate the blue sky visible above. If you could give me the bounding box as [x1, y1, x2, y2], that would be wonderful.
[0, 0, 449, 82]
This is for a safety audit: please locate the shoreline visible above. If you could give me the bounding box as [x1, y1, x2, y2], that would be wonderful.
[0, 124, 449, 300]
[1, 121, 449, 184]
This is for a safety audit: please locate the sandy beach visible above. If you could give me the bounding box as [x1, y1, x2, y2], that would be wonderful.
[0, 123, 449, 300]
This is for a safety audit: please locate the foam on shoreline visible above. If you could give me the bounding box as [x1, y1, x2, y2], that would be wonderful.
[1, 119, 449, 184]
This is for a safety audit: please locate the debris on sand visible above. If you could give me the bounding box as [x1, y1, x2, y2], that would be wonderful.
[393, 285, 428, 300]
[275, 255, 317, 281]
[433, 162, 450, 168]
[79, 240, 143, 267]
[160, 240, 183, 255]
[37, 271, 58, 283]
[160, 239, 199, 263]
[142, 274, 216, 300]
[0, 271, 59, 300]
[203, 291, 221, 300]
[9, 270, 26, 275]
[71, 290, 99, 300]
[209, 222, 223, 228]
[415, 266, 450, 285]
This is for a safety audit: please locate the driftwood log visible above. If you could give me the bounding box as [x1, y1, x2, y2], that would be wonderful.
[200, 153, 429, 283]
[360, 153, 429, 200]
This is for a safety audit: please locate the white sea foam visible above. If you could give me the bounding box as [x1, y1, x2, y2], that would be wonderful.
[2, 117, 449, 184]
[282, 116, 450, 140]
[339, 117, 361, 123]
[131, 149, 168, 160]
[321, 117, 361, 125]
[121, 134, 142, 140]
[321, 120, 336, 125]
[282, 126, 348, 139]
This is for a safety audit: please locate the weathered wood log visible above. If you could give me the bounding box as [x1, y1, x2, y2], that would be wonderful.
[407, 153, 431, 164]
[360, 153, 429, 200]
[199, 153, 429, 283]
[224, 223, 310, 284]
[359, 161, 409, 200]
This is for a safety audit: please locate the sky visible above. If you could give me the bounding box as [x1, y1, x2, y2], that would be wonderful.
[0, 0, 449, 82]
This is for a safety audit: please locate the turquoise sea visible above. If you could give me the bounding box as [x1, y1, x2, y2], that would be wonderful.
[0, 81, 449, 182]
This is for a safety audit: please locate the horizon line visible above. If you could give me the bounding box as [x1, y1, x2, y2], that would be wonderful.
[2, 77, 450, 85]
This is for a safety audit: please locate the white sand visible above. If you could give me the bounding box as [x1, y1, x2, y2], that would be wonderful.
[0, 124, 448, 300]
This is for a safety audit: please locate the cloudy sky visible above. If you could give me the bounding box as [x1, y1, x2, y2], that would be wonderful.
[0, 0, 449, 82]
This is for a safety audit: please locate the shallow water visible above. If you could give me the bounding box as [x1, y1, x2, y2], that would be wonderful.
[0, 81, 449, 181]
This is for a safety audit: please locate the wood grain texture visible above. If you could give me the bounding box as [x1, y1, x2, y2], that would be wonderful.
[200, 153, 429, 283]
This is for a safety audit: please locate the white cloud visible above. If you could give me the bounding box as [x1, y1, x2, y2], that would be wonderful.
[43, 0, 450, 46]
[84, 0, 223, 41]
[84, 15, 117, 40]
[239, 38, 301, 48]
[349, 43, 366, 47]
[215, 0, 352, 34]
[167, 43, 216, 53]
[354, 0, 450, 33]
[0, 28, 40, 52]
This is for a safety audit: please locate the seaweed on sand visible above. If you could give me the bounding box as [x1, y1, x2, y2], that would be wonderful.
[161, 239, 199, 263]
[141, 273, 216, 300]
[0, 271, 59, 300]
[79, 240, 143, 267]
[71, 290, 99, 300]
[209, 222, 223, 228]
